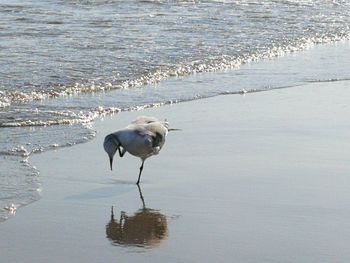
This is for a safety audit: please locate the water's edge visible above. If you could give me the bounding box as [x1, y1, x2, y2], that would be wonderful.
[2, 39, 350, 222]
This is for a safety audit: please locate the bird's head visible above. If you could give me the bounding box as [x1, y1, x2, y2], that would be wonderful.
[103, 134, 121, 171]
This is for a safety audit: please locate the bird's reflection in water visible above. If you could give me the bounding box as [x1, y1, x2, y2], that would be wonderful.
[106, 185, 168, 249]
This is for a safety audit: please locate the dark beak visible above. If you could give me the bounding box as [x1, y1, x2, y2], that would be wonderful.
[109, 156, 113, 171]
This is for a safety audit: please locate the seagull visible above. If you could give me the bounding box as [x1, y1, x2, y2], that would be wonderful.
[104, 116, 178, 184]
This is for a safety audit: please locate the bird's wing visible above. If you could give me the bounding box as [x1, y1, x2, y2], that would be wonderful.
[132, 116, 169, 129]
[125, 119, 168, 152]
[115, 127, 155, 157]
[131, 116, 159, 125]
[143, 122, 168, 148]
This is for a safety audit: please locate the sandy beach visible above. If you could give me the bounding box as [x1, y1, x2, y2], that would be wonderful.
[1, 77, 350, 262]
[2, 2, 350, 262]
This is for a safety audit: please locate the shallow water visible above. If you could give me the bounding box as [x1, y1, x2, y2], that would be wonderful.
[1, 0, 350, 221]
[3, 79, 350, 262]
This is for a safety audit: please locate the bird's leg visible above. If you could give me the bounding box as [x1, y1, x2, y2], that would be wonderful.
[136, 160, 145, 185]
[137, 184, 146, 209]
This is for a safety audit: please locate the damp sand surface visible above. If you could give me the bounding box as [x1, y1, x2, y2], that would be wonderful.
[1, 80, 350, 262]
[2, 1, 350, 217]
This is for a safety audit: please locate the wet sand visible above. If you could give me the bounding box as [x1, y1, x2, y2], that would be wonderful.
[1, 78, 350, 262]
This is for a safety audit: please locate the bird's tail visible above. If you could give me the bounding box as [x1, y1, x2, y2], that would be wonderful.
[162, 118, 181, 132]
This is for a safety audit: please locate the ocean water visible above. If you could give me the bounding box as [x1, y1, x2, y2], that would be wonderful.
[1, 0, 350, 221]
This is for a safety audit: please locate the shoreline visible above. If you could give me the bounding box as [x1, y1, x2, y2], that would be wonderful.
[1, 79, 350, 262]
[2, 40, 350, 223]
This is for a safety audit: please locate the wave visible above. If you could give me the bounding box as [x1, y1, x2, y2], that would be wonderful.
[305, 77, 350, 83]
[1, 34, 349, 110]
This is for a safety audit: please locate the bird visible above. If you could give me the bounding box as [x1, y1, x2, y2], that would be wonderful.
[103, 116, 177, 184]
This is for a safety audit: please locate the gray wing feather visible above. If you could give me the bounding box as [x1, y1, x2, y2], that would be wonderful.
[131, 116, 159, 125]
[132, 116, 169, 130]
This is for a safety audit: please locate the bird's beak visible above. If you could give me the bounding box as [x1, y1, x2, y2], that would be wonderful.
[109, 156, 113, 171]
